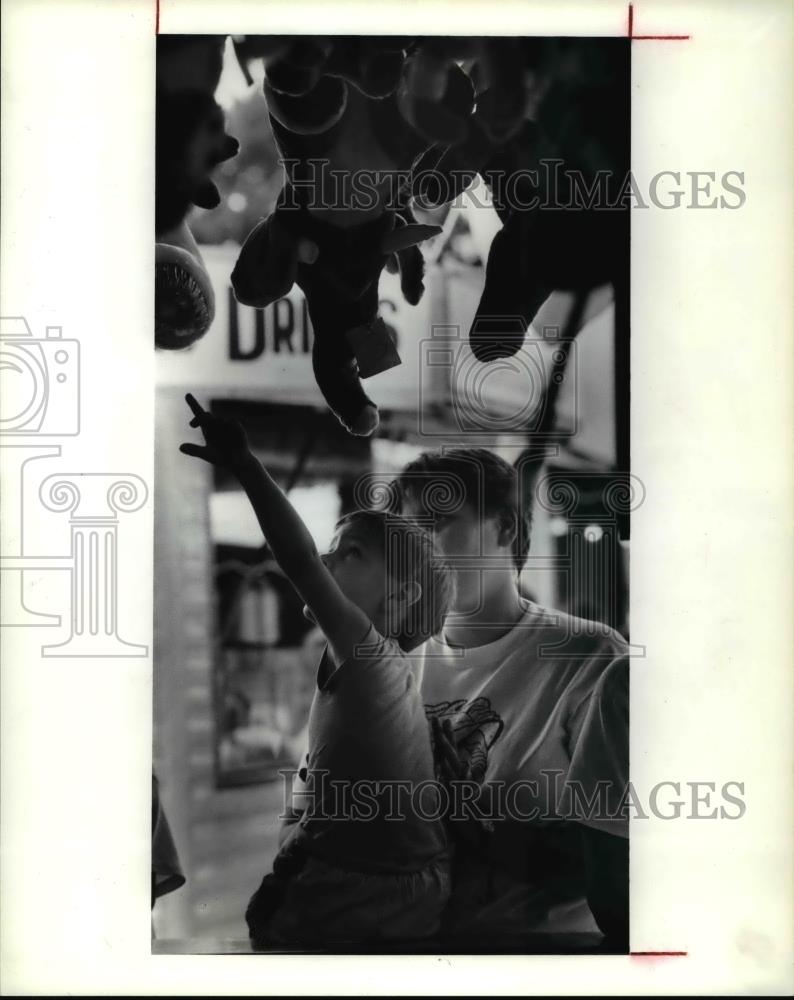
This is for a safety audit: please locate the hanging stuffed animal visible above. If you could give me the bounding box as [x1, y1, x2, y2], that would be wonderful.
[408, 38, 631, 360]
[157, 36, 628, 425]
[155, 36, 239, 350]
[231, 36, 477, 435]
[233, 192, 442, 435]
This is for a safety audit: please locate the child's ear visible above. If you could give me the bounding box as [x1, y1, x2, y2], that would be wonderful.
[496, 509, 518, 549]
[387, 579, 422, 613]
[400, 580, 422, 609]
[231, 212, 299, 308]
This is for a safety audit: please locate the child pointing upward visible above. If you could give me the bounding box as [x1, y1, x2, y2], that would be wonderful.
[181, 395, 453, 946]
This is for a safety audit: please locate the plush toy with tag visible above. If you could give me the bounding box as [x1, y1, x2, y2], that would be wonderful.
[233, 189, 440, 435]
[230, 36, 479, 435]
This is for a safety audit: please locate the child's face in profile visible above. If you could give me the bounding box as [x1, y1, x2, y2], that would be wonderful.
[305, 521, 390, 626]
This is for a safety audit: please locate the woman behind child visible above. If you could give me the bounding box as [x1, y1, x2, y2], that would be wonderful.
[180, 395, 454, 947]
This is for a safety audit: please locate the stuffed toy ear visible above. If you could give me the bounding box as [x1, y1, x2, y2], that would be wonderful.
[155, 37, 238, 350]
[232, 36, 290, 86]
[352, 46, 406, 98]
[155, 80, 236, 230]
[411, 124, 492, 210]
[312, 350, 380, 437]
[389, 212, 427, 305]
[468, 211, 549, 362]
[394, 244, 425, 306]
[402, 38, 480, 99]
[192, 178, 222, 210]
[156, 35, 226, 96]
[396, 61, 476, 146]
[265, 38, 331, 96]
[264, 76, 348, 136]
[471, 39, 528, 144]
[325, 38, 406, 98]
[231, 212, 301, 309]
[155, 90, 239, 234]
[155, 221, 216, 350]
[469, 201, 627, 362]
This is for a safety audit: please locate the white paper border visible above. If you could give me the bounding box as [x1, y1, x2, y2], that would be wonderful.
[1, 0, 792, 993]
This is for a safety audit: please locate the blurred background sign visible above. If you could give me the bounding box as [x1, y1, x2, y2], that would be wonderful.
[155, 245, 429, 412]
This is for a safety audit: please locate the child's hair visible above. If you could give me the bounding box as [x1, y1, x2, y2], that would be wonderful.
[335, 509, 455, 651]
[390, 448, 533, 574]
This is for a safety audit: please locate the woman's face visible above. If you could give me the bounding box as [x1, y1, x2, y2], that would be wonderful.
[402, 496, 506, 614]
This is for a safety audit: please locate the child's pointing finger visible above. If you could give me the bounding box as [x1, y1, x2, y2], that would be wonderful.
[185, 392, 206, 420]
[179, 442, 214, 464]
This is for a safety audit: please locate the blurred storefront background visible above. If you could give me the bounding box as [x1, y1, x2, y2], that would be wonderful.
[153, 49, 627, 939]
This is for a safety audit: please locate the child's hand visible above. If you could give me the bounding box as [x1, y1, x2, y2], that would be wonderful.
[180, 393, 252, 469]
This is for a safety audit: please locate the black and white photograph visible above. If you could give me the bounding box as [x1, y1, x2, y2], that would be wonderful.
[153, 31, 633, 954]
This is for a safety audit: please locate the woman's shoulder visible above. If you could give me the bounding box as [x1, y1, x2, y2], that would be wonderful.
[520, 601, 630, 659]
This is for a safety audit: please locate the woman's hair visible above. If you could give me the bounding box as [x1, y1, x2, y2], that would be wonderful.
[335, 509, 455, 651]
[390, 447, 534, 574]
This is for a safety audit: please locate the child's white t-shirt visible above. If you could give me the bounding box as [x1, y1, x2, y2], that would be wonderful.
[291, 625, 448, 875]
[417, 600, 629, 936]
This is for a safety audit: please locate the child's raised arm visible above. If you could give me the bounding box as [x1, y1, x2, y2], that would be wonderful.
[180, 393, 371, 664]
